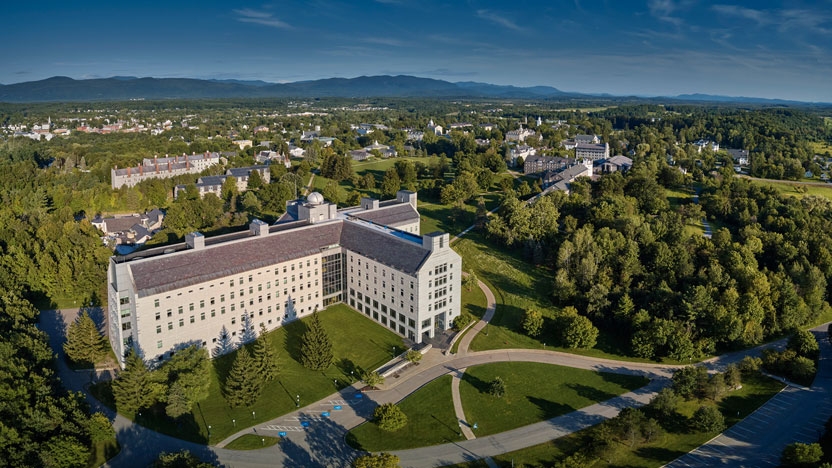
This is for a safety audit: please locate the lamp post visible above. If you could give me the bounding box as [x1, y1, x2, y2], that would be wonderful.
[334, 378, 338, 389]
[232, 419, 236, 428]
[252, 411, 256, 420]
[296, 394, 300, 408]
[208, 425, 212, 438]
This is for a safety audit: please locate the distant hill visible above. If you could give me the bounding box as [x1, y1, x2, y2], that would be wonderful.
[0, 75, 821, 104]
[0, 75, 571, 102]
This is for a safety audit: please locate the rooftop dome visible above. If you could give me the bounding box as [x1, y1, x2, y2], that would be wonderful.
[306, 191, 325, 205]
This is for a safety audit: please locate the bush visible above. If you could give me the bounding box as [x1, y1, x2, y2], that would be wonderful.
[691, 406, 725, 433]
[649, 388, 680, 416]
[522, 309, 544, 337]
[788, 329, 820, 360]
[352, 452, 400, 468]
[488, 377, 506, 398]
[405, 349, 422, 364]
[781, 442, 823, 467]
[362, 371, 385, 389]
[453, 312, 474, 331]
[373, 403, 407, 432]
[738, 355, 762, 374]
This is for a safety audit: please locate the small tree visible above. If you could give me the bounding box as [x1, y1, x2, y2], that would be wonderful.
[374, 403, 408, 431]
[781, 442, 823, 467]
[247, 169, 264, 190]
[452, 311, 474, 331]
[363, 371, 385, 389]
[560, 314, 598, 349]
[253, 324, 279, 382]
[705, 373, 727, 401]
[112, 349, 164, 415]
[788, 329, 820, 360]
[223, 347, 262, 408]
[405, 349, 422, 364]
[488, 377, 507, 398]
[213, 325, 235, 357]
[738, 355, 762, 374]
[724, 364, 742, 389]
[352, 452, 400, 468]
[86, 412, 115, 443]
[153, 450, 215, 468]
[239, 313, 257, 345]
[650, 388, 680, 416]
[63, 311, 107, 365]
[462, 272, 478, 292]
[522, 309, 544, 337]
[301, 311, 333, 371]
[691, 406, 725, 433]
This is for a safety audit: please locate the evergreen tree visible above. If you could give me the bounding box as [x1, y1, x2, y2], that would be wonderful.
[381, 168, 401, 199]
[63, 311, 106, 365]
[213, 325, 235, 357]
[247, 169, 264, 190]
[254, 324, 279, 382]
[301, 311, 333, 370]
[223, 347, 262, 408]
[112, 349, 164, 415]
[239, 313, 257, 345]
[373, 403, 408, 431]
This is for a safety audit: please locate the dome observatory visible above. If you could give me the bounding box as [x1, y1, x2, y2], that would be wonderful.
[306, 191, 325, 205]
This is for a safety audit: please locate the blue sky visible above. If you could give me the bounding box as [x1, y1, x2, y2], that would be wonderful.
[3, 0, 831, 101]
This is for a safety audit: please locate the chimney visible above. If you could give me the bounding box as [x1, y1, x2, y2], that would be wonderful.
[185, 232, 205, 250]
[249, 219, 269, 237]
[422, 232, 449, 251]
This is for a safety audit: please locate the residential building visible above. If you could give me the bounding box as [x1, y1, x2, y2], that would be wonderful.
[107, 190, 461, 367]
[575, 134, 600, 144]
[693, 139, 719, 153]
[524, 155, 576, 175]
[506, 126, 536, 142]
[541, 160, 593, 194]
[232, 140, 253, 150]
[508, 145, 536, 167]
[598, 155, 633, 173]
[726, 149, 749, 165]
[92, 209, 165, 247]
[174, 165, 271, 198]
[111, 152, 222, 189]
[576, 142, 610, 160]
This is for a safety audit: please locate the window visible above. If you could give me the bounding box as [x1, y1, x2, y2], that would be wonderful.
[168, 322, 173, 330]
[178, 306, 183, 314]
[167, 309, 172, 317]
[230, 279, 235, 287]
[119, 297, 130, 305]
[231, 317, 236, 325]
[422, 318, 431, 329]
[220, 294, 225, 303]
[189, 303, 194, 311]
[157, 340, 163, 349]
[249, 287, 253, 295]
[249, 275, 253, 283]
[211, 309, 216, 317]
[199, 300, 205, 308]
[258, 284, 262, 291]
[156, 325, 162, 334]
[221, 306, 226, 314]
[155, 311, 161, 320]
[200, 312, 205, 321]
[190, 315, 195, 323]
[154, 299, 160, 307]
[178, 319, 184, 327]
[210, 297, 215, 305]
[230, 292, 235, 300]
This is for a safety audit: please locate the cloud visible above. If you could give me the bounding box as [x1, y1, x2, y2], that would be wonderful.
[476, 10, 523, 32]
[233, 8, 292, 29]
[711, 4, 770, 25]
[647, 0, 690, 26]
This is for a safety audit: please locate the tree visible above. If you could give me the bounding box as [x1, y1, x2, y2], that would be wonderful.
[301, 311, 333, 370]
[223, 347, 262, 408]
[153, 450, 215, 468]
[781, 442, 823, 467]
[724, 364, 742, 389]
[160, 345, 211, 418]
[322, 179, 341, 205]
[672, 366, 709, 400]
[39, 435, 90, 468]
[691, 405, 725, 432]
[361, 173, 376, 190]
[405, 349, 422, 364]
[788, 329, 820, 359]
[253, 324, 279, 383]
[239, 313, 257, 345]
[87, 412, 115, 443]
[352, 452, 401, 468]
[452, 311, 474, 331]
[614, 407, 646, 447]
[363, 371, 385, 389]
[112, 348, 165, 415]
[462, 271, 478, 292]
[381, 168, 401, 198]
[221, 176, 238, 201]
[559, 314, 598, 349]
[373, 403, 408, 431]
[488, 377, 507, 398]
[522, 309, 544, 337]
[247, 169, 264, 190]
[650, 388, 680, 416]
[63, 311, 107, 365]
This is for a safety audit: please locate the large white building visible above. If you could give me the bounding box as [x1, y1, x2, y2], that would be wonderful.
[107, 190, 461, 367]
[111, 152, 222, 189]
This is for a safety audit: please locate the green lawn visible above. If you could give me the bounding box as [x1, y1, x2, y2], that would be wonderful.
[450, 283, 489, 354]
[746, 178, 832, 200]
[224, 434, 281, 450]
[459, 362, 648, 437]
[93, 304, 404, 444]
[346, 375, 461, 451]
[485, 373, 784, 468]
[87, 438, 119, 468]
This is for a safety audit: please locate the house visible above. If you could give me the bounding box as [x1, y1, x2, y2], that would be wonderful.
[92, 209, 165, 248]
[288, 145, 306, 158]
[106, 190, 461, 367]
[575, 134, 600, 144]
[405, 130, 425, 142]
[364, 141, 397, 158]
[174, 166, 271, 198]
[253, 125, 270, 134]
[576, 142, 610, 160]
[427, 119, 443, 136]
[232, 140, 253, 150]
[541, 160, 593, 194]
[726, 149, 750, 166]
[111, 152, 223, 189]
[506, 126, 536, 142]
[693, 139, 719, 153]
[449, 122, 473, 131]
[349, 150, 370, 161]
[479, 123, 496, 131]
[509, 145, 536, 167]
[598, 155, 633, 174]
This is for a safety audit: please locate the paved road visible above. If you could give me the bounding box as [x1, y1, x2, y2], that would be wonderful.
[663, 326, 832, 468]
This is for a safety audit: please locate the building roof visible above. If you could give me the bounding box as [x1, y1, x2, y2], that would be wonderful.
[349, 203, 419, 228]
[127, 216, 431, 298]
[606, 155, 633, 166]
[576, 142, 608, 151]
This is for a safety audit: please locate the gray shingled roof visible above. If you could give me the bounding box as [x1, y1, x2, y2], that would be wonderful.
[339, 222, 429, 275]
[129, 218, 431, 298]
[351, 204, 418, 228]
[130, 222, 342, 298]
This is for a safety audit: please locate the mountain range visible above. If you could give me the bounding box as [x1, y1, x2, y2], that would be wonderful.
[0, 75, 815, 105]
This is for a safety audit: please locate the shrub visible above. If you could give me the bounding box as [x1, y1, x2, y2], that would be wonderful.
[373, 403, 408, 432]
[522, 309, 544, 337]
[405, 349, 422, 364]
[362, 371, 385, 389]
[453, 312, 474, 331]
[788, 329, 820, 360]
[352, 452, 400, 468]
[691, 406, 725, 433]
[488, 377, 506, 398]
[738, 355, 762, 374]
[781, 442, 823, 467]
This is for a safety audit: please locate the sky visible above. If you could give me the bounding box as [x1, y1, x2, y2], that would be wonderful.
[2, 0, 831, 102]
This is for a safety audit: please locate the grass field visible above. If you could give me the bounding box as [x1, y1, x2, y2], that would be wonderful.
[481, 373, 784, 468]
[458, 362, 648, 437]
[746, 178, 832, 200]
[92, 305, 404, 444]
[87, 439, 119, 468]
[224, 434, 281, 450]
[346, 375, 460, 451]
[450, 281, 489, 354]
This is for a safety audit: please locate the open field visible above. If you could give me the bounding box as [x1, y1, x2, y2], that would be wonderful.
[346, 375, 460, 451]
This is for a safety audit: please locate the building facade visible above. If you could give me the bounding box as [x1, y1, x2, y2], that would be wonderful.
[575, 142, 610, 160]
[107, 190, 460, 367]
[111, 152, 222, 189]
